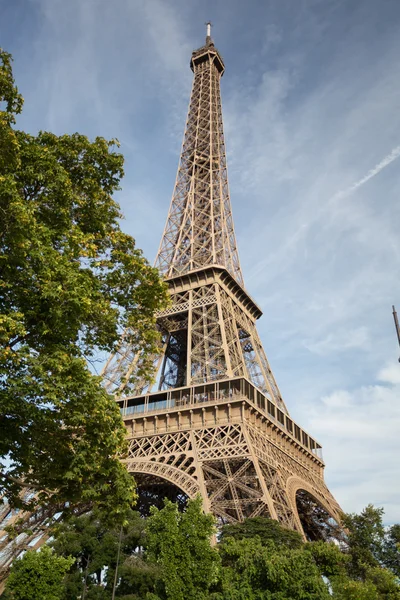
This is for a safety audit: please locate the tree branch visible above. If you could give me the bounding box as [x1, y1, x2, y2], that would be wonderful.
[0, 470, 40, 490]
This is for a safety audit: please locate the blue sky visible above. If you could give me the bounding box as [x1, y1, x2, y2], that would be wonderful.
[3, 0, 400, 522]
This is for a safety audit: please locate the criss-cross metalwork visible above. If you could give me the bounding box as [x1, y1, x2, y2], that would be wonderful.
[100, 31, 342, 536]
[155, 39, 242, 284]
[102, 39, 288, 410]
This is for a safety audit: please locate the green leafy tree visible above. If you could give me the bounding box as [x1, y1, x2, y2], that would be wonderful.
[145, 496, 220, 600]
[305, 539, 349, 580]
[339, 505, 400, 599]
[220, 515, 303, 549]
[50, 508, 151, 598]
[117, 557, 160, 600]
[384, 524, 400, 577]
[0, 50, 22, 173]
[214, 535, 331, 600]
[0, 49, 169, 518]
[34, 504, 399, 600]
[4, 546, 74, 600]
[342, 505, 387, 579]
[305, 541, 378, 600]
[328, 568, 400, 600]
[217, 511, 400, 600]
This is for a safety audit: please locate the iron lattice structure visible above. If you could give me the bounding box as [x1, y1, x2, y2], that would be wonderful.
[102, 32, 342, 537]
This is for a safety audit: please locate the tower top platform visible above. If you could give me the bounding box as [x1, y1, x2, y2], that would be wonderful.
[190, 30, 225, 75]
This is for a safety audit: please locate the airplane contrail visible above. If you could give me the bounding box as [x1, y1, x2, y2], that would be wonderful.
[247, 144, 400, 282]
[334, 145, 400, 201]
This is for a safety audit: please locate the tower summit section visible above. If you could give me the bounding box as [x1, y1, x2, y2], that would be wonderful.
[102, 28, 342, 537]
[155, 24, 242, 285]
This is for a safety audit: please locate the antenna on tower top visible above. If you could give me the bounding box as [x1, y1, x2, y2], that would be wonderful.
[392, 305, 400, 363]
[205, 21, 212, 44]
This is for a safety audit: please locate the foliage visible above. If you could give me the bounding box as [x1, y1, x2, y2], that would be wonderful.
[338, 505, 400, 599]
[384, 523, 400, 577]
[3, 505, 398, 599]
[4, 546, 74, 600]
[305, 539, 348, 579]
[220, 515, 303, 549]
[0, 50, 23, 173]
[117, 557, 160, 600]
[0, 48, 169, 517]
[145, 496, 220, 600]
[214, 517, 400, 600]
[214, 510, 400, 600]
[47, 497, 219, 599]
[213, 535, 331, 600]
[342, 505, 387, 578]
[50, 508, 149, 598]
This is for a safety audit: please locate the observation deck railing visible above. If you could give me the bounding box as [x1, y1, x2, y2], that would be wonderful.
[116, 376, 323, 461]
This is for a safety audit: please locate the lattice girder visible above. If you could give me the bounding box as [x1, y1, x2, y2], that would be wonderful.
[122, 396, 341, 533]
[155, 39, 243, 285]
[103, 267, 288, 415]
[98, 31, 342, 539]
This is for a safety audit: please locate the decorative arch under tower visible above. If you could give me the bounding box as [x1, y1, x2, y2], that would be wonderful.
[102, 29, 342, 538]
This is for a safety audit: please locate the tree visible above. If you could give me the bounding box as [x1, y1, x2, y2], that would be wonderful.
[0, 48, 169, 518]
[214, 535, 332, 600]
[339, 505, 400, 599]
[49, 497, 219, 599]
[50, 508, 151, 598]
[117, 557, 160, 600]
[220, 515, 303, 549]
[25, 504, 399, 600]
[342, 505, 386, 579]
[0, 50, 22, 175]
[4, 546, 74, 600]
[384, 524, 400, 577]
[145, 497, 220, 600]
[217, 511, 400, 600]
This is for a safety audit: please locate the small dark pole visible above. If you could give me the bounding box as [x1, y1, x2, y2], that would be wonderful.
[111, 526, 123, 600]
[392, 305, 400, 362]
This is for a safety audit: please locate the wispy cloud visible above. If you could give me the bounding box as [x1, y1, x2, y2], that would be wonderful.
[378, 362, 400, 385]
[332, 145, 400, 201]
[245, 142, 400, 284]
[304, 326, 370, 356]
[305, 362, 400, 523]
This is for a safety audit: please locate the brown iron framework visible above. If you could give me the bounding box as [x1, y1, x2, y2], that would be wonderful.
[102, 30, 342, 536]
[0, 28, 342, 587]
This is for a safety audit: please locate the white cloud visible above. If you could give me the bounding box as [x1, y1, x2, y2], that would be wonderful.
[378, 362, 400, 385]
[304, 327, 370, 356]
[304, 366, 400, 523]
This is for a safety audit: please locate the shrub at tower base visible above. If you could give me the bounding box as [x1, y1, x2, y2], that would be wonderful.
[3, 547, 74, 600]
[0, 48, 169, 521]
[3, 500, 398, 599]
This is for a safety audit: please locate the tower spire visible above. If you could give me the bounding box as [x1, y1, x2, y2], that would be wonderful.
[155, 29, 240, 283]
[206, 21, 212, 45]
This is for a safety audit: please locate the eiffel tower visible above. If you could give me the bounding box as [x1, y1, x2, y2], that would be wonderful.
[102, 25, 342, 540]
